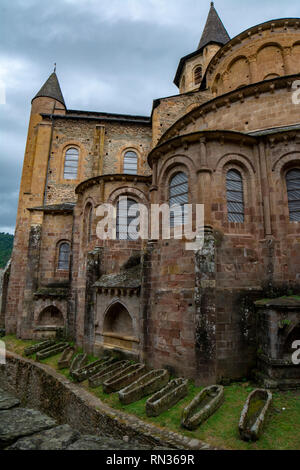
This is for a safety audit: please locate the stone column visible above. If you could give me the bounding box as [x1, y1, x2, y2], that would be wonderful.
[194, 227, 217, 385]
[249, 55, 258, 83]
[222, 71, 230, 93]
[19, 224, 43, 339]
[0, 261, 11, 329]
[197, 138, 213, 228]
[258, 141, 275, 285]
[149, 159, 158, 205]
[258, 141, 272, 237]
[283, 47, 293, 76]
[140, 241, 157, 364]
[83, 248, 103, 354]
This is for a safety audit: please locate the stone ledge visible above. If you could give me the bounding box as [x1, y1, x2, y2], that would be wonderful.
[0, 351, 216, 450]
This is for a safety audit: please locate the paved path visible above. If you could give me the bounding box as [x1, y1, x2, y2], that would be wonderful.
[0, 388, 169, 450]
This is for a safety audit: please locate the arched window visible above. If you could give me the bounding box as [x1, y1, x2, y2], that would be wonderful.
[169, 172, 189, 227]
[286, 169, 300, 221]
[226, 170, 245, 223]
[194, 66, 202, 85]
[64, 147, 79, 180]
[124, 151, 138, 175]
[57, 242, 71, 270]
[116, 197, 138, 240]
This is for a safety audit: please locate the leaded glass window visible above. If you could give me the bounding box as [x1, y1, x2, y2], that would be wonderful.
[226, 169, 244, 223]
[286, 169, 300, 222]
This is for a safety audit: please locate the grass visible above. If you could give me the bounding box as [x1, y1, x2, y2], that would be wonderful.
[2, 335, 300, 450]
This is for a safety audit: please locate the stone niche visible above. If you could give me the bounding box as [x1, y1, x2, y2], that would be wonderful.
[93, 265, 141, 360]
[32, 290, 68, 340]
[255, 297, 300, 389]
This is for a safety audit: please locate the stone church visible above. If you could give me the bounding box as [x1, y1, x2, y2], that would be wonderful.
[2, 3, 300, 386]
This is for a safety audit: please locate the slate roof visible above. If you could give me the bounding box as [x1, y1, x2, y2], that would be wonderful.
[198, 2, 230, 50]
[174, 2, 230, 87]
[28, 203, 75, 213]
[33, 72, 66, 107]
[94, 265, 142, 289]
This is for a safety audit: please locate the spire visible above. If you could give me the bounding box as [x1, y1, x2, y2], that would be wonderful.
[198, 2, 230, 50]
[33, 71, 66, 107]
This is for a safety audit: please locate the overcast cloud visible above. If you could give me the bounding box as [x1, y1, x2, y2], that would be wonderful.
[0, 0, 299, 234]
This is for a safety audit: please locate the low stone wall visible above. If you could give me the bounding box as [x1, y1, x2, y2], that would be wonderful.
[0, 351, 214, 450]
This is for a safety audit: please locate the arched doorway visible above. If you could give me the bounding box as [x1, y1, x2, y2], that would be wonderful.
[37, 306, 64, 327]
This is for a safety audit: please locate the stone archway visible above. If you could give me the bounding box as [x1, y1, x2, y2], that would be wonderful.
[104, 302, 134, 337]
[102, 302, 138, 352]
[283, 324, 300, 356]
[37, 306, 64, 327]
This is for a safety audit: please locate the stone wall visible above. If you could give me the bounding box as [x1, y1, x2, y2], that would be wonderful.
[0, 351, 211, 450]
[44, 116, 152, 206]
[206, 19, 300, 96]
[152, 89, 212, 146]
[159, 75, 300, 145]
[179, 44, 221, 94]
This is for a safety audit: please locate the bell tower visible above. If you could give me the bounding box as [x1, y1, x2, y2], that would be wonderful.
[5, 71, 66, 336]
[174, 2, 230, 94]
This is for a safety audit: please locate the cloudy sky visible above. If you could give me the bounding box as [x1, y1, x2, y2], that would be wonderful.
[0, 0, 299, 234]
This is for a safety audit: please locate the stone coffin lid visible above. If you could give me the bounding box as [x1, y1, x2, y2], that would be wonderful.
[255, 296, 300, 310]
[94, 265, 142, 289]
[34, 287, 69, 298]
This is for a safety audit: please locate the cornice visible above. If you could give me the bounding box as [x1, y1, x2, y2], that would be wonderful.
[75, 174, 152, 195]
[158, 74, 300, 146]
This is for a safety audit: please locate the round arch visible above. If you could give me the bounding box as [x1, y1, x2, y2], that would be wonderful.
[37, 306, 64, 327]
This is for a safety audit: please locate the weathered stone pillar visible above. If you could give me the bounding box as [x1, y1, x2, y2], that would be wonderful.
[194, 228, 217, 385]
[258, 141, 275, 285]
[258, 141, 272, 237]
[19, 224, 42, 338]
[0, 261, 11, 329]
[83, 247, 103, 354]
[140, 240, 157, 364]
